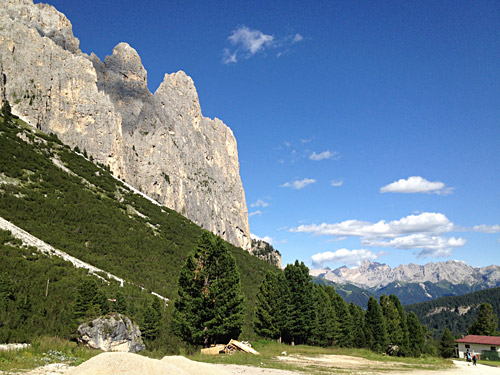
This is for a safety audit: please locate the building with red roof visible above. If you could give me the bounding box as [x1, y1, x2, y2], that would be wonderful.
[455, 335, 500, 360]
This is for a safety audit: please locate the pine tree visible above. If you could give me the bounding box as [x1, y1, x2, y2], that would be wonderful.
[349, 302, 367, 349]
[468, 303, 499, 336]
[1, 100, 12, 123]
[439, 328, 455, 358]
[380, 294, 408, 356]
[282, 260, 315, 345]
[0, 273, 14, 309]
[142, 302, 161, 340]
[73, 278, 99, 319]
[173, 231, 245, 347]
[308, 284, 336, 347]
[390, 294, 409, 356]
[255, 271, 288, 341]
[365, 297, 388, 353]
[407, 312, 425, 357]
[95, 289, 110, 315]
[331, 291, 353, 347]
[115, 291, 127, 314]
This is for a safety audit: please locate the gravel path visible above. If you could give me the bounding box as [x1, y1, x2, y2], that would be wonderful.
[13, 353, 500, 375]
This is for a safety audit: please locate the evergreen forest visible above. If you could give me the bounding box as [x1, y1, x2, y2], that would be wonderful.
[406, 286, 500, 339]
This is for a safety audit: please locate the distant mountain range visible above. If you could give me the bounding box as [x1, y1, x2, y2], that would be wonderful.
[311, 260, 500, 306]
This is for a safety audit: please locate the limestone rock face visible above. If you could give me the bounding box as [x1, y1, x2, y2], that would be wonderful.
[0, 1, 126, 175]
[0, 0, 251, 251]
[77, 314, 145, 353]
[250, 239, 282, 268]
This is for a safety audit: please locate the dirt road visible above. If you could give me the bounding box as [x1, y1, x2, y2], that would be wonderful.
[15, 353, 500, 375]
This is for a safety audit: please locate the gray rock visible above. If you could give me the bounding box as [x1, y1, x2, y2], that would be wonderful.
[0, 0, 251, 251]
[250, 239, 282, 268]
[310, 260, 500, 290]
[77, 314, 145, 353]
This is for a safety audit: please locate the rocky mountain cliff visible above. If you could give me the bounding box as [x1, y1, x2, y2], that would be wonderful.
[250, 239, 282, 268]
[0, 0, 251, 250]
[311, 260, 500, 290]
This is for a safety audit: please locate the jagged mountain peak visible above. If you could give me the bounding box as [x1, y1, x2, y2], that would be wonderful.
[311, 260, 500, 290]
[104, 43, 148, 84]
[4, 0, 80, 54]
[0, 0, 252, 251]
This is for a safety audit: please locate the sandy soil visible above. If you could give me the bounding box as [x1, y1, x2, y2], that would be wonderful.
[12, 353, 500, 375]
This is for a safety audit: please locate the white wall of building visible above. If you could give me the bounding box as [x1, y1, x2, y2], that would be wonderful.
[457, 343, 499, 359]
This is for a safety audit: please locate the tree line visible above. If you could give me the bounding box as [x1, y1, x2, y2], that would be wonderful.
[252, 261, 433, 356]
[172, 235, 433, 357]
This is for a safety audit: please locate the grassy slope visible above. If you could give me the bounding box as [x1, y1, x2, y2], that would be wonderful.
[0, 114, 275, 345]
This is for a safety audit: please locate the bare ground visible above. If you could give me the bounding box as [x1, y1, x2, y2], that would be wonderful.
[10, 353, 500, 375]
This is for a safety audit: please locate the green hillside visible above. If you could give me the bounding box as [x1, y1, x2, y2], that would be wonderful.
[0, 108, 275, 349]
[373, 280, 482, 306]
[314, 277, 483, 308]
[406, 286, 500, 339]
[313, 277, 376, 307]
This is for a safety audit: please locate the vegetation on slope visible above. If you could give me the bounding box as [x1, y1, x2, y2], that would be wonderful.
[406, 286, 500, 338]
[0, 106, 275, 349]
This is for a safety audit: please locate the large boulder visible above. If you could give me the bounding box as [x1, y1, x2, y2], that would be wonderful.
[77, 313, 145, 353]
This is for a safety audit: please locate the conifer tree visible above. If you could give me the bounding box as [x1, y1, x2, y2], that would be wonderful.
[390, 294, 409, 355]
[0, 273, 14, 310]
[365, 297, 388, 353]
[115, 291, 127, 314]
[349, 302, 367, 349]
[255, 271, 288, 341]
[73, 278, 99, 319]
[331, 291, 353, 347]
[95, 289, 110, 315]
[309, 284, 336, 347]
[142, 302, 161, 340]
[407, 312, 425, 357]
[1, 100, 12, 123]
[283, 260, 315, 345]
[439, 328, 455, 358]
[173, 231, 245, 347]
[380, 294, 408, 355]
[468, 302, 499, 336]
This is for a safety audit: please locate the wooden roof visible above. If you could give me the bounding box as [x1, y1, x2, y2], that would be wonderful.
[455, 335, 500, 346]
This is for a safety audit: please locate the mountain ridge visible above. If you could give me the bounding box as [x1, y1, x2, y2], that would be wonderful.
[0, 0, 252, 251]
[310, 259, 500, 290]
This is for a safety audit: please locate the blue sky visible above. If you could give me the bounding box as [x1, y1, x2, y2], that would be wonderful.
[37, 0, 500, 269]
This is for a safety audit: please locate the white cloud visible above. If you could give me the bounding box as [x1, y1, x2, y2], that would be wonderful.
[223, 26, 304, 64]
[251, 233, 273, 244]
[311, 248, 380, 267]
[309, 150, 340, 161]
[223, 26, 274, 64]
[222, 48, 238, 64]
[473, 224, 500, 233]
[250, 199, 269, 208]
[281, 178, 316, 190]
[293, 212, 462, 258]
[249, 210, 262, 217]
[363, 234, 467, 258]
[380, 176, 454, 195]
[331, 179, 343, 187]
[292, 212, 454, 238]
